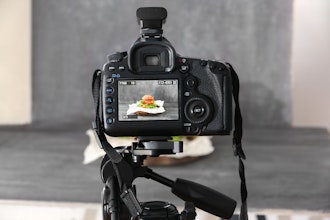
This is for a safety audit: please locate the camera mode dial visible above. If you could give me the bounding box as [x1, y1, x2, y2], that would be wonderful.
[184, 97, 213, 124]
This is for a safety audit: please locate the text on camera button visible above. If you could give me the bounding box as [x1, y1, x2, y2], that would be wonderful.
[192, 105, 205, 117]
[109, 66, 115, 71]
[118, 66, 125, 71]
[106, 97, 113, 103]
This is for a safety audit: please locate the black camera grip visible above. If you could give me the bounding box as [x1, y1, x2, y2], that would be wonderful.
[171, 178, 236, 219]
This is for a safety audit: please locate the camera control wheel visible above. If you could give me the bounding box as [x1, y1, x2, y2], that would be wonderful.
[184, 97, 213, 124]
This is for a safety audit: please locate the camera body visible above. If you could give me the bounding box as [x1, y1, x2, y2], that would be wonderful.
[100, 8, 232, 137]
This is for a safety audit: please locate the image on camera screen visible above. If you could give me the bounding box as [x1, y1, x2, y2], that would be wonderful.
[118, 79, 179, 121]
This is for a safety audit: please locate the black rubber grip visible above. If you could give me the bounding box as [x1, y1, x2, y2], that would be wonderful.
[171, 178, 236, 219]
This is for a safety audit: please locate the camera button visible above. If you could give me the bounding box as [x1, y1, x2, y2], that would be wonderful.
[192, 105, 205, 117]
[106, 87, 114, 94]
[184, 97, 212, 124]
[184, 91, 191, 97]
[109, 66, 115, 71]
[118, 66, 125, 71]
[106, 77, 114, 83]
[185, 126, 191, 133]
[106, 107, 114, 114]
[185, 126, 199, 134]
[106, 97, 113, 103]
[179, 65, 189, 73]
[186, 79, 196, 87]
[191, 127, 200, 134]
[106, 118, 114, 124]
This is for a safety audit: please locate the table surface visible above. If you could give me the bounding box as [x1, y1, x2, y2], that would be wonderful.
[0, 124, 329, 211]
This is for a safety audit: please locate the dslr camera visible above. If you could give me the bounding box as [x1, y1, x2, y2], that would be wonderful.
[100, 7, 232, 137]
[93, 7, 247, 220]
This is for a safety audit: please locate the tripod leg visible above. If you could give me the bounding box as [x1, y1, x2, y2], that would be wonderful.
[102, 184, 111, 220]
[102, 177, 120, 220]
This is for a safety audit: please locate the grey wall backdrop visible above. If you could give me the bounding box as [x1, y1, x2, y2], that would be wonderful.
[32, 0, 293, 127]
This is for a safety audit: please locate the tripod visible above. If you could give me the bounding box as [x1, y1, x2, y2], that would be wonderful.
[100, 137, 237, 220]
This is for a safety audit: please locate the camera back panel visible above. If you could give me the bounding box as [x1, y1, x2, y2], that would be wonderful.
[101, 52, 232, 137]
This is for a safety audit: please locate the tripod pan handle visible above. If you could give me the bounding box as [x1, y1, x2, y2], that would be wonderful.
[171, 178, 236, 219]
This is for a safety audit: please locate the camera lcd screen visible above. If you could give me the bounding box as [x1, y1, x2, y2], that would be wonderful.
[118, 79, 179, 121]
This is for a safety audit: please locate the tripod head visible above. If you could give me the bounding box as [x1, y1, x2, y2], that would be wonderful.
[132, 136, 183, 156]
